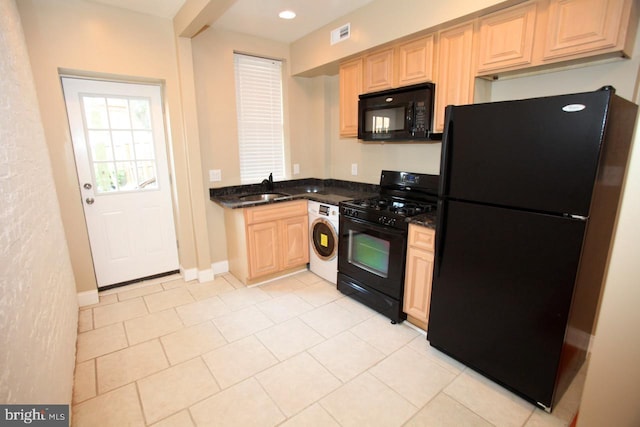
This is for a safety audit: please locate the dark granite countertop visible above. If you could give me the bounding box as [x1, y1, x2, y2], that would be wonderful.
[210, 178, 380, 208]
[408, 211, 437, 230]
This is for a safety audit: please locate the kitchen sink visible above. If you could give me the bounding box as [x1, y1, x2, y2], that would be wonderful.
[238, 192, 291, 202]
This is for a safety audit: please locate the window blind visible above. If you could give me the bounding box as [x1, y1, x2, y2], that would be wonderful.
[234, 53, 285, 184]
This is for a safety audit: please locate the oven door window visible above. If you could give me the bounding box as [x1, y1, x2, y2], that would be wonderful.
[348, 231, 390, 278]
[363, 106, 406, 135]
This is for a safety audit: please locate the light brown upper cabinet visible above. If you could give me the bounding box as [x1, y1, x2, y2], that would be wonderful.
[434, 21, 476, 132]
[339, 58, 362, 138]
[397, 35, 436, 86]
[339, 0, 637, 136]
[477, 1, 538, 74]
[476, 0, 637, 77]
[363, 47, 395, 93]
[340, 35, 436, 138]
[543, 0, 635, 62]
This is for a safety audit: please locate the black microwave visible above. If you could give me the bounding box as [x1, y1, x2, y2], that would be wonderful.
[357, 83, 438, 141]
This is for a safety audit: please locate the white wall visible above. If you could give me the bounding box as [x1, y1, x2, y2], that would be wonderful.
[576, 94, 640, 427]
[0, 0, 78, 404]
[291, 0, 512, 75]
[192, 28, 297, 263]
[16, 0, 212, 291]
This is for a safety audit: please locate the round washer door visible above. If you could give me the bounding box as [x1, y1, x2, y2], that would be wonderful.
[311, 218, 338, 261]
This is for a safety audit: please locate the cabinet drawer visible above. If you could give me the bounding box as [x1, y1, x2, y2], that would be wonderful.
[408, 224, 435, 251]
[245, 200, 307, 224]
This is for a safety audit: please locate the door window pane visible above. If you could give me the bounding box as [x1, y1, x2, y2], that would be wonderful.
[133, 130, 154, 159]
[83, 96, 109, 129]
[107, 98, 131, 129]
[130, 99, 151, 129]
[81, 95, 159, 194]
[115, 161, 136, 191]
[88, 130, 113, 161]
[113, 131, 134, 160]
[94, 163, 117, 193]
[136, 161, 157, 189]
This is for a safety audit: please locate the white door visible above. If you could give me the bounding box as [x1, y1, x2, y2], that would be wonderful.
[62, 77, 179, 288]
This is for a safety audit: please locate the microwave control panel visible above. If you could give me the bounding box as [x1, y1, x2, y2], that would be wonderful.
[413, 101, 427, 136]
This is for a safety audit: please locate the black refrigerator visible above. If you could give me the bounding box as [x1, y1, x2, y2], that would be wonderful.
[428, 87, 637, 412]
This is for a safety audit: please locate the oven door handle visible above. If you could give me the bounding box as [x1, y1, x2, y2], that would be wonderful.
[341, 216, 408, 237]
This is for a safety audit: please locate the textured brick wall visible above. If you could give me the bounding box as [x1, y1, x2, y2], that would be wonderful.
[0, 0, 78, 404]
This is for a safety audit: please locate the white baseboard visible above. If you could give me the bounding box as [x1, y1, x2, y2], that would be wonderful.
[77, 290, 99, 307]
[181, 264, 228, 283]
[181, 267, 198, 282]
[198, 268, 214, 283]
[212, 260, 229, 275]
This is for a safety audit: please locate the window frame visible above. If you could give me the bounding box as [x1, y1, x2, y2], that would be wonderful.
[233, 52, 287, 185]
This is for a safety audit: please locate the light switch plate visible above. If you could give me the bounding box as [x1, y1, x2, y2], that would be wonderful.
[209, 169, 222, 182]
[351, 163, 358, 176]
[293, 164, 300, 175]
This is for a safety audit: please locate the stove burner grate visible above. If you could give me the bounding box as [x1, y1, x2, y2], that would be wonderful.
[348, 197, 435, 217]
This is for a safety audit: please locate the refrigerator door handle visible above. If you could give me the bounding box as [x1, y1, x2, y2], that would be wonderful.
[567, 214, 587, 221]
[434, 106, 454, 278]
[434, 199, 447, 277]
[438, 106, 454, 196]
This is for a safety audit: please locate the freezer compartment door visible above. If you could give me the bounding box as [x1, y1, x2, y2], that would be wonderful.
[429, 200, 586, 408]
[440, 90, 611, 216]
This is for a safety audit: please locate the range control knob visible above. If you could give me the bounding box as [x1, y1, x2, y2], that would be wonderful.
[378, 216, 396, 226]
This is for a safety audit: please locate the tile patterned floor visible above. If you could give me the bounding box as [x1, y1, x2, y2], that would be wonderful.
[72, 271, 585, 426]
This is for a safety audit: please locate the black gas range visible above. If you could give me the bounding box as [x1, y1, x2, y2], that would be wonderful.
[341, 196, 436, 229]
[337, 170, 439, 323]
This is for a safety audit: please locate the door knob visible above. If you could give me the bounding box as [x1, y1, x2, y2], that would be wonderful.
[86, 197, 95, 205]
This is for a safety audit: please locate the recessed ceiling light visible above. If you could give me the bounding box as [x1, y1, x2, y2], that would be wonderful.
[278, 10, 296, 20]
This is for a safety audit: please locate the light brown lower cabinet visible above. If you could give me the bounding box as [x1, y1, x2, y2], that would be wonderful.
[224, 200, 309, 284]
[403, 224, 435, 330]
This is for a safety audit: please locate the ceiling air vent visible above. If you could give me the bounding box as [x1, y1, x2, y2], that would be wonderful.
[330, 23, 351, 45]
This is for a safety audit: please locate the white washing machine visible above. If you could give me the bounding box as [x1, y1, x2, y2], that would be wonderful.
[308, 200, 340, 284]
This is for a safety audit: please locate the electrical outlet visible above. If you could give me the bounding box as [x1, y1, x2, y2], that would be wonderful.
[209, 169, 222, 182]
[351, 163, 358, 176]
[293, 163, 300, 175]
